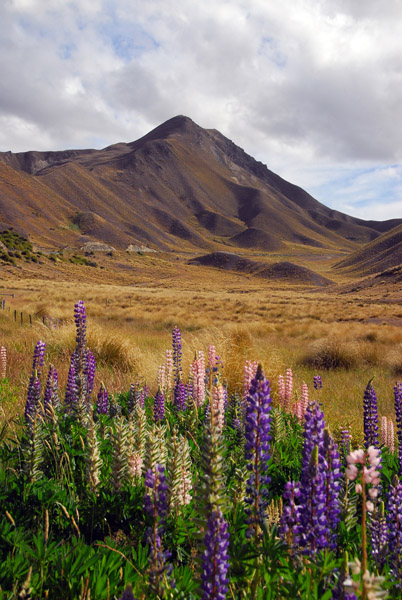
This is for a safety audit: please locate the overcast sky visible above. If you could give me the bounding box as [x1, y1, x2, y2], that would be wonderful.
[1, 0, 402, 221]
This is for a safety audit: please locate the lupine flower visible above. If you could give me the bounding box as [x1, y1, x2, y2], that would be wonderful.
[25, 341, 46, 424]
[190, 351, 206, 407]
[313, 375, 322, 390]
[144, 464, 171, 596]
[295, 402, 341, 554]
[43, 365, 59, 412]
[211, 382, 226, 435]
[323, 429, 342, 550]
[128, 452, 143, 482]
[285, 368, 293, 412]
[394, 383, 402, 475]
[168, 430, 193, 511]
[278, 374, 285, 409]
[86, 416, 102, 495]
[154, 387, 165, 422]
[244, 365, 272, 540]
[172, 326, 182, 384]
[201, 509, 230, 600]
[386, 475, 402, 585]
[173, 380, 187, 412]
[340, 428, 352, 465]
[243, 360, 258, 403]
[363, 381, 379, 449]
[85, 350, 96, 402]
[369, 502, 388, 571]
[64, 361, 77, 411]
[0, 346, 6, 379]
[96, 383, 109, 415]
[279, 481, 302, 545]
[301, 382, 309, 414]
[119, 584, 137, 600]
[208, 344, 218, 372]
[110, 416, 129, 493]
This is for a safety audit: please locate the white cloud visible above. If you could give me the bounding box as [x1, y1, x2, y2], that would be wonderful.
[0, 0, 401, 219]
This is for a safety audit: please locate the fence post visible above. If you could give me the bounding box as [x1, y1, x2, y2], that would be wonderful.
[29, 314, 32, 326]
[14, 309, 16, 322]
[20, 312, 23, 325]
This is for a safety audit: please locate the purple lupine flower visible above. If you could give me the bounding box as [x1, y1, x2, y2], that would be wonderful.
[96, 384, 109, 415]
[323, 429, 342, 550]
[313, 375, 322, 390]
[85, 350, 96, 402]
[279, 481, 302, 544]
[243, 365, 272, 539]
[173, 380, 187, 411]
[119, 585, 137, 600]
[64, 361, 77, 411]
[144, 464, 171, 595]
[386, 476, 402, 585]
[154, 388, 165, 422]
[363, 380, 379, 449]
[43, 365, 59, 412]
[201, 509, 230, 600]
[25, 341, 46, 424]
[172, 326, 182, 384]
[369, 502, 388, 571]
[297, 402, 330, 554]
[25, 376, 41, 425]
[128, 382, 141, 413]
[340, 428, 352, 465]
[74, 300, 87, 366]
[394, 383, 402, 476]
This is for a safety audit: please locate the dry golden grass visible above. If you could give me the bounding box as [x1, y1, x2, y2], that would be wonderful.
[1, 251, 402, 441]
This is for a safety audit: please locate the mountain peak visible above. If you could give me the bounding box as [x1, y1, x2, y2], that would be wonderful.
[129, 115, 201, 147]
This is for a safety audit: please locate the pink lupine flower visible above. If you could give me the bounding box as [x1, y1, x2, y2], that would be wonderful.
[381, 416, 387, 446]
[128, 453, 143, 481]
[301, 382, 309, 415]
[212, 382, 226, 435]
[190, 351, 206, 407]
[285, 368, 293, 411]
[0, 346, 6, 379]
[388, 420, 395, 453]
[208, 344, 217, 371]
[278, 375, 285, 409]
[243, 360, 258, 401]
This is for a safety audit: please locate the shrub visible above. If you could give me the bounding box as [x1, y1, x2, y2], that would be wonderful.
[300, 339, 358, 370]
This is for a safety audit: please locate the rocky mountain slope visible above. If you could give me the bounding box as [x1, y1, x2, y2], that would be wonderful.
[0, 115, 400, 253]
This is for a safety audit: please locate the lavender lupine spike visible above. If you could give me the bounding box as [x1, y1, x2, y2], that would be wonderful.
[279, 481, 302, 546]
[144, 464, 171, 596]
[119, 584, 137, 600]
[43, 365, 60, 412]
[244, 365, 272, 540]
[313, 375, 322, 390]
[297, 402, 329, 553]
[201, 509, 230, 600]
[386, 475, 402, 586]
[25, 341, 46, 424]
[64, 361, 77, 411]
[323, 429, 342, 550]
[173, 380, 187, 412]
[369, 502, 388, 571]
[85, 350, 96, 402]
[172, 326, 182, 384]
[363, 380, 379, 449]
[74, 300, 87, 365]
[394, 383, 402, 476]
[96, 383, 109, 415]
[154, 387, 165, 422]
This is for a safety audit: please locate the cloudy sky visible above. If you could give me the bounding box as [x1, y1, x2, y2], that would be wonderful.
[1, 0, 402, 221]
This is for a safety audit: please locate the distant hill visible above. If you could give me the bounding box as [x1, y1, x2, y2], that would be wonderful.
[334, 223, 402, 274]
[189, 252, 333, 286]
[0, 115, 400, 252]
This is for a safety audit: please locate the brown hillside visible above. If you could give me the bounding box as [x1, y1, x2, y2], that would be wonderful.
[0, 115, 400, 253]
[188, 252, 333, 286]
[334, 223, 402, 274]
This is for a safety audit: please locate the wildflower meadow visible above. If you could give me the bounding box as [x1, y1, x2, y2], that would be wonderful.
[0, 301, 402, 599]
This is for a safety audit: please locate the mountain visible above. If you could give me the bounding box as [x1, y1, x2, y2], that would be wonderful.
[334, 223, 402, 275]
[0, 115, 400, 252]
